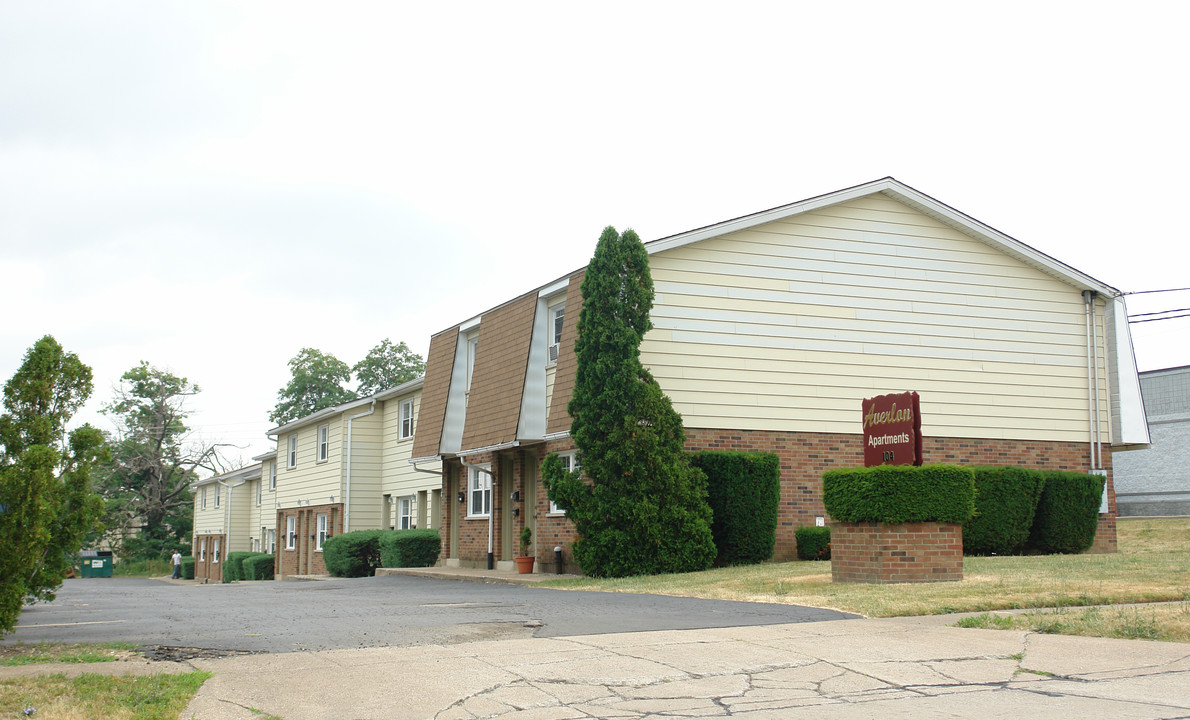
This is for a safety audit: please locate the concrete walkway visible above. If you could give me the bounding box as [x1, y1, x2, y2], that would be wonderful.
[176, 617, 1190, 719]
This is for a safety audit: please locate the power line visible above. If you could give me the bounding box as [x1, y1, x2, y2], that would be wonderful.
[1130, 312, 1190, 324]
[1129, 307, 1190, 318]
[1123, 287, 1190, 295]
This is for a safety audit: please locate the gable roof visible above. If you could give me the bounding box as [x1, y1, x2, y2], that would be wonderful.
[645, 177, 1119, 296]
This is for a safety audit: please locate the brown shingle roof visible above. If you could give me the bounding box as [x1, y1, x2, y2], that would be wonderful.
[410, 327, 459, 459]
[460, 293, 538, 452]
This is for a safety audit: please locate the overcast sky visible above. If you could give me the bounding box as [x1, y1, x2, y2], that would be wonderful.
[2, 2, 1187, 466]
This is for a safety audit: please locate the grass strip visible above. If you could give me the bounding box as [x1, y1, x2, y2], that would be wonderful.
[0, 670, 211, 720]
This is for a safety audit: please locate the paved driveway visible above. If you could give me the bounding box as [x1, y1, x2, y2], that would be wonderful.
[7, 576, 855, 653]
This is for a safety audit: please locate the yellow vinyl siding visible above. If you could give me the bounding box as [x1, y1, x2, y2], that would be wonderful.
[380, 391, 440, 525]
[345, 412, 384, 531]
[645, 196, 1111, 443]
[276, 420, 344, 508]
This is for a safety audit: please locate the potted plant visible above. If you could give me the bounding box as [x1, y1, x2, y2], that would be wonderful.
[514, 527, 535, 574]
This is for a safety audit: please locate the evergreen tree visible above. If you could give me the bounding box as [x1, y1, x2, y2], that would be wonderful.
[0, 336, 104, 634]
[544, 227, 715, 577]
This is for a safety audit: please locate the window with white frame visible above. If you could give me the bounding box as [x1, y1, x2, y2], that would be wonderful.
[550, 452, 580, 515]
[213, 538, 221, 564]
[398, 495, 414, 529]
[255, 479, 261, 506]
[199, 537, 206, 561]
[548, 302, 565, 364]
[214, 484, 221, 508]
[317, 424, 329, 462]
[286, 516, 296, 549]
[399, 399, 415, 440]
[200, 487, 207, 509]
[287, 435, 297, 468]
[469, 465, 491, 517]
[267, 528, 276, 555]
[269, 461, 276, 489]
[315, 513, 328, 551]
[466, 334, 479, 392]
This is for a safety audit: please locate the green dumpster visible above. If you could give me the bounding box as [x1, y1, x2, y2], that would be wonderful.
[78, 551, 113, 578]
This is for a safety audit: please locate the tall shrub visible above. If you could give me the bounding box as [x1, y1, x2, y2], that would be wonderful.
[322, 529, 384, 577]
[962, 466, 1045, 555]
[544, 226, 716, 578]
[1026, 471, 1104, 554]
[244, 554, 274, 581]
[689, 451, 780, 565]
[379, 529, 440, 568]
[223, 551, 259, 582]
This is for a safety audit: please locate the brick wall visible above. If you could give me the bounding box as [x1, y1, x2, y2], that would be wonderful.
[831, 522, 963, 583]
[276, 504, 343, 578]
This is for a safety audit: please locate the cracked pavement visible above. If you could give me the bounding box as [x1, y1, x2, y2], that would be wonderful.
[181, 618, 1190, 719]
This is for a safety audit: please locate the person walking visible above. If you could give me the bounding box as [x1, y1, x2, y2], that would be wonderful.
[171, 550, 182, 579]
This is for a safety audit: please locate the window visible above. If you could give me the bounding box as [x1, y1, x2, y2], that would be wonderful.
[548, 302, 565, 364]
[398, 495, 414, 529]
[286, 516, 296, 550]
[199, 537, 206, 561]
[269, 462, 277, 489]
[550, 452, 580, 515]
[400, 399, 415, 440]
[200, 487, 207, 510]
[466, 334, 479, 392]
[267, 528, 276, 555]
[287, 435, 297, 468]
[255, 479, 261, 506]
[213, 538, 221, 564]
[469, 465, 491, 517]
[214, 484, 221, 508]
[315, 514, 328, 551]
[317, 424, 329, 462]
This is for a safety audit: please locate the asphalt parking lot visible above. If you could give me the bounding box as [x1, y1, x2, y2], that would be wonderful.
[7, 575, 856, 653]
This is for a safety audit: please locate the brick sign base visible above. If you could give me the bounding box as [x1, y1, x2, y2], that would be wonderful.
[831, 521, 963, 584]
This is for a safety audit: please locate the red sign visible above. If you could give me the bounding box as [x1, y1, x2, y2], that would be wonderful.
[862, 391, 922, 467]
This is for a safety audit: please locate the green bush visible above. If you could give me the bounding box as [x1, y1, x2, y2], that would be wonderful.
[795, 526, 831, 560]
[181, 556, 195, 580]
[690, 451, 780, 565]
[823, 464, 975, 524]
[222, 552, 260, 582]
[379, 529, 441, 568]
[243, 554, 274, 580]
[322, 529, 385, 577]
[1026, 471, 1105, 554]
[963, 466, 1046, 555]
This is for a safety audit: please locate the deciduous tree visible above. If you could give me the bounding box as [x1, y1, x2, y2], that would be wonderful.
[99, 363, 228, 559]
[544, 227, 715, 577]
[353, 339, 425, 396]
[0, 336, 104, 634]
[269, 348, 356, 425]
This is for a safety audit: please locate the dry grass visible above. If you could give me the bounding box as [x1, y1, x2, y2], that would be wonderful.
[0, 671, 210, 720]
[540, 517, 1190, 618]
[0, 643, 139, 667]
[956, 602, 1190, 642]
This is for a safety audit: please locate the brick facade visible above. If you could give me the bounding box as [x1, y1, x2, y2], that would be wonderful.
[194, 533, 225, 583]
[276, 503, 343, 579]
[831, 522, 964, 583]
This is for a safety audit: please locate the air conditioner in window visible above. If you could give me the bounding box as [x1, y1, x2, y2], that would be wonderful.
[548, 343, 559, 363]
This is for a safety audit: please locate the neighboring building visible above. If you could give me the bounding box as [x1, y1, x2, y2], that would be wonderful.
[192, 463, 262, 582]
[411, 178, 1150, 570]
[266, 377, 440, 579]
[1113, 365, 1190, 516]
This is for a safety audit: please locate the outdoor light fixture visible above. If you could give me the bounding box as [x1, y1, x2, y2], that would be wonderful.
[329, 496, 334, 503]
[457, 491, 466, 503]
[510, 490, 521, 502]
[512, 507, 520, 517]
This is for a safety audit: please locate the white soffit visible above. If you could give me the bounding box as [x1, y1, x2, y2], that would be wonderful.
[645, 177, 1118, 296]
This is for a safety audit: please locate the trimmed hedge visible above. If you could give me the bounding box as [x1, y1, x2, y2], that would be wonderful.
[379, 529, 441, 568]
[181, 556, 195, 580]
[795, 526, 831, 560]
[1026, 471, 1105, 554]
[689, 451, 781, 565]
[963, 466, 1046, 555]
[822, 464, 975, 524]
[322, 530, 385, 577]
[223, 551, 261, 582]
[244, 554, 275, 581]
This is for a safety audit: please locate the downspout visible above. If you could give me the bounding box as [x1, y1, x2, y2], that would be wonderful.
[344, 399, 377, 534]
[459, 457, 495, 570]
[1082, 290, 1101, 470]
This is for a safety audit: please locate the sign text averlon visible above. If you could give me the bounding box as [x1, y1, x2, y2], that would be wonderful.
[862, 391, 921, 467]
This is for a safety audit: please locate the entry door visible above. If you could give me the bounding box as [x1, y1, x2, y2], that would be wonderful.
[499, 456, 514, 560]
